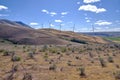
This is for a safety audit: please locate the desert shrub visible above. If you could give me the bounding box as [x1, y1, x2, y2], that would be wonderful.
[10, 64, 19, 72]
[3, 51, 10, 56]
[115, 64, 120, 69]
[67, 62, 71, 66]
[71, 47, 75, 53]
[67, 61, 72, 66]
[114, 70, 120, 80]
[57, 51, 61, 55]
[112, 53, 116, 56]
[44, 53, 48, 60]
[79, 66, 86, 77]
[23, 73, 32, 80]
[49, 64, 57, 71]
[11, 56, 21, 61]
[0, 49, 6, 53]
[61, 47, 67, 53]
[42, 45, 48, 52]
[108, 56, 114, 63]
[49, 48, 57, 53]
[99, 58, 106, 67]
[3, 51, 15, 56]
[28, 52, 34, 59]
[89, 52, 93, 58]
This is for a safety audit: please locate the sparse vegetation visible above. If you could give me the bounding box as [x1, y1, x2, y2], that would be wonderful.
[11, 55, 21, 61]
[28, 52, 34, 59]
[23, 73, 32, 80]
[0, 36, 120, 80]
[108, 56, 114, 63]
[114, 70, 120, 80]
[79, 66, 86, 77]
[49, 64, 57, 71]
[99, 57, 106, 67]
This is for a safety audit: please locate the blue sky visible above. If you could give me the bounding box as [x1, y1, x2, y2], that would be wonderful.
[0, 0, 120, 32]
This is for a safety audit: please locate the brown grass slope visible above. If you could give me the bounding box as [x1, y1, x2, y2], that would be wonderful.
[0, 24, 69, 45]
[38, 29, 108, 44]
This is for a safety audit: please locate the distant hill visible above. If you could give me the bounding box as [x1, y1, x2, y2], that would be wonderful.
[0, 19, 31, 28]
[14, 21, 31, 28]
[81, 32, 120, 37]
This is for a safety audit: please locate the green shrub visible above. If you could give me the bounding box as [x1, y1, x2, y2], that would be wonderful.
[28, 52, 34, 59]
[42, 45, 48, 52]
[61, 47, 67, 53]
[44, 53, 48, 59]
[3, 51, 10, 56]
[23, 73, 32, 80]
[49, 64, 57, 71]
[108, 56, 114, 63]
[114, 70, 120, 80]
[0, 49, 5, 53]
[11, 56, 21, 61]
[99, 58, 106, 67]
[79, 66, 86, 77]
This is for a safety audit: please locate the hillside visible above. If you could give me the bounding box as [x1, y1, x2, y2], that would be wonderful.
[39, 29, 108, 44]
[0, 24, 69, 45]
[0, 19, 108, 45]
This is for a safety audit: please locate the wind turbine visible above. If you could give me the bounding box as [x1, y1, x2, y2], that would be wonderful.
[91, 24, 94, 32]
[49, 22, 52, 32]
[73, 23, 75, 32]
[41, 23, 44, 29]
[59, 24, 62, 32]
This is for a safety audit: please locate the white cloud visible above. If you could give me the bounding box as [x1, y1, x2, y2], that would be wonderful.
[83, 0, 100, 3]
[0, 5, 8, 10]
[86, 20, 90, 22]
[77, 2, 80, 4]
[95, 20, 112, 26]
[30, 22, 39, 26]
[85, 17, 88, 19]
[50, 24, 54, 27]
[55, 20, 62, 23]
[95, 27, 102, 30]
[78, 4, 106, 13]
[61, 12, 68, 15]
[41, 9, 49, 14]
[50, 12, 57, 16]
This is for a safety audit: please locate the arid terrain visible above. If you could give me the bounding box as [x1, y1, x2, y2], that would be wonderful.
[0, 19, 120, 80]
[0, 40, 120, 80]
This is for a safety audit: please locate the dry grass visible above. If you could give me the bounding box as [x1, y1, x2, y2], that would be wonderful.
[0, 43, 120, 80]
